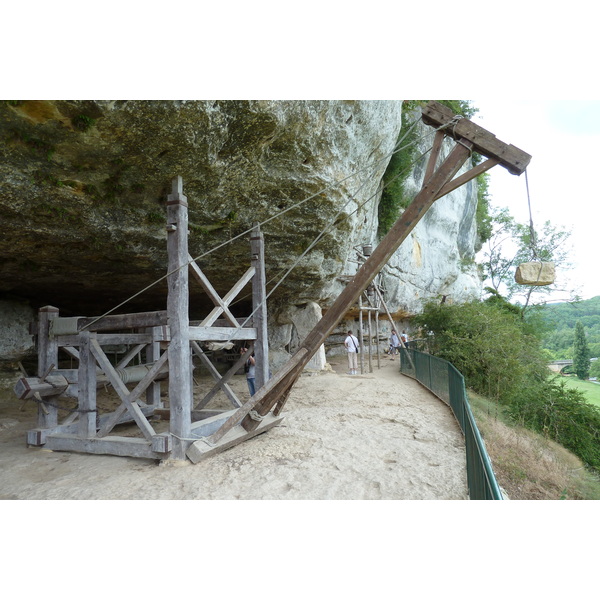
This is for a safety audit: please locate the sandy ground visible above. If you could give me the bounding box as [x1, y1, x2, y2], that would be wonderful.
[0, 356, 468, 500]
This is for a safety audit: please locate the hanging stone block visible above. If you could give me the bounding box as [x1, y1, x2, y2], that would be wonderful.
[515, 261, 555, 286]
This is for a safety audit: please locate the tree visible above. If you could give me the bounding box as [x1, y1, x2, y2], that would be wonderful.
[573, 320, 591, 380]
[479, 205, 573, 313]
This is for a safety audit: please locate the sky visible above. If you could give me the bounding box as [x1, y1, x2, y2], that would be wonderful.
[470, 100, 600, 302]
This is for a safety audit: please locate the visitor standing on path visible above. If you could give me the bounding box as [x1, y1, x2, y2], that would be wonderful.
[344, 330, 360, 375]
[389, 329, 400, 360]
[241, 347, 256, 396]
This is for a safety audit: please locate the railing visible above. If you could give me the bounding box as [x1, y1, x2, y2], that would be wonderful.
[400, 345, 503, 500]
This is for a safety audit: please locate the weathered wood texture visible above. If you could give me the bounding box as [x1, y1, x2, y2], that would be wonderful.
[166, 176, 192, 460]
[37, 306, 59, 428]
[236, 138, 474, 433]
[186, 413, 284, 463]
[421, 101, 531, 175]
[251, 224, 270, 390]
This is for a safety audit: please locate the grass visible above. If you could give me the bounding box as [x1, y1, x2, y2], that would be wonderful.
[560, 375, 600, 408]
[467, 391, 600, 500]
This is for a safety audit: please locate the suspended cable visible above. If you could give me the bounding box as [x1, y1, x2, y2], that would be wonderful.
[82, 108, 446, 328]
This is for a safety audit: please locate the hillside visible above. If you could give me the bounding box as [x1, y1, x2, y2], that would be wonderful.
[538, 296, 600, 359]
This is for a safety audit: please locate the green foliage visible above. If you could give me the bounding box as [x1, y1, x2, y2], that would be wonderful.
[538, 296, 600, 359]
[480, 205, 573, 311]
[412, 299, 548, 404]
[377, 103, 421, 238]
[412, 299, 600, 472]
[73, 114, 96, 132]
[506, 379, 600, 471]
[475, 173, 493, 246]
[573, 321, 591, 379]
[377, 100, 487, 241]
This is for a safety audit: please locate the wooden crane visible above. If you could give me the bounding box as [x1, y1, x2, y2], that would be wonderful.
[186, 101, 532, 462]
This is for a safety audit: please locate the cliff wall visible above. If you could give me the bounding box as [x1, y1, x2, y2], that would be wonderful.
[0, 100, 482, 368]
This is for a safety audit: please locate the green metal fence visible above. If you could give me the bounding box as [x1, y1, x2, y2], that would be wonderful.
[399, 347, 503, 500]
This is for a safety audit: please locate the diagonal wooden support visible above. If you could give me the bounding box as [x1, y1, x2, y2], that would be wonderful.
[90, 337, 157, 441]
[189, 257, 255, 327]
[191, 341, 244, 409]
[96, 350, 169, 438]
[187, 102, 532, 460]
[240, 138, 475, 430]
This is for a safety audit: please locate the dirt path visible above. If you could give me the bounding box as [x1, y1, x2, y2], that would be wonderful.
[0, 357, 467, 500]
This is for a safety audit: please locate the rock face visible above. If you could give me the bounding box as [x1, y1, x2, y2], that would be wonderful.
[0, 100, 482, 368]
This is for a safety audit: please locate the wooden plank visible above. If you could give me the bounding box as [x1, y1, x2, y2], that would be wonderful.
[191, 341, 243, 409]
[423, 130, 445, 185]
[190, 409, 237, 437]
[188, 257, 242, 327]
[186, 413, 284, 464]
[45, 434, 162, 459]
[144, 328, 162, 408]
[167, 176, 192, 460]
[189, 326, 257, 341]
[37, 306, 59, 428]
[251, 224, 270, 390]
[421, 101, 531, 175]
[208, 348, 308, 444]
[14, 375, 68, 400]
[194, 346, 251, 410]
[78, 331, 97, 437]
[435, 157, 499, 199]
[241, 139, 473, 432]
[90, 337, 157, 441]
[77, 311, 168, 332]
[116, 344, 147, 369]
[56, 333, 153, 346]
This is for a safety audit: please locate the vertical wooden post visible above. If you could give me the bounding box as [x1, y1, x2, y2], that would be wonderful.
[367, 309, 373, 373]
[251, 223, 269, 390]
[78, 330, 97, 437]
[145, 326, 163, 408]
[358, 300, 364, 375]
[375, 309, 380, 370]
[37, 306, 59, 428]
[167, 176, 192, 461]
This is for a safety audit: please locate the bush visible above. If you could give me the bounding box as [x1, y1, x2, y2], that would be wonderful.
[507, 380, 600, 471]
[412, 299, 600, 472]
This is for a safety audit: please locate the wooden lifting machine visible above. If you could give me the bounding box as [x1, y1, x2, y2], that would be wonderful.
[15, 101, 531, 464]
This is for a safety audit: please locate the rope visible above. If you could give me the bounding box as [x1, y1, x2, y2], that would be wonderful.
[525, 169, 539, 260]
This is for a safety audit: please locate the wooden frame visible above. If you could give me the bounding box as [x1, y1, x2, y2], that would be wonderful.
[17, 176, 271, 462]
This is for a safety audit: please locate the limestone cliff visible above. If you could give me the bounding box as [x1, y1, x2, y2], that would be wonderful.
[0, 100, 482, 367]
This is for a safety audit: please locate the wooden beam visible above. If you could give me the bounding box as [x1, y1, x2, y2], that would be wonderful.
[251, 223, 270, 391]
[37, 306, 59, 428]
[188, 257, 244, 327]
[435, 157, 499, 199]
[186, 413, 284, 464]
[191, 341, 243, 409]
[78, 331, 97, 438]
[44, 434, 164, 459]
[189, 326, 257, 342]
[77, 311, 167, 332]
[421, 102, 531, 175]
[194, 346, 252, 410]
[167, 176, 192, 460]
[90, 337, 157, 441]
[238, 138, 474, 433]
[423, 130, 445, 185]
[206, 348, 308, 445]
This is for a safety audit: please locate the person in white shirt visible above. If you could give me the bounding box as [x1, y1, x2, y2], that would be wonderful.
[389, 329, 400, 360]
[344, 330, 360, 375]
